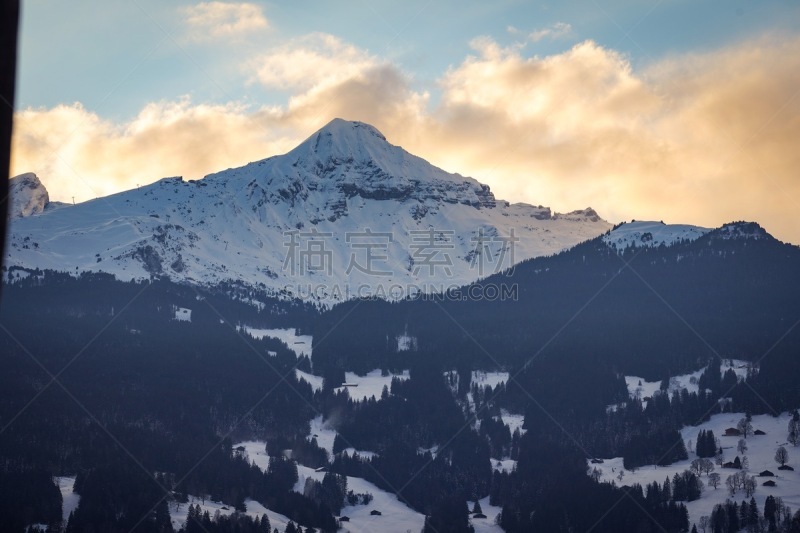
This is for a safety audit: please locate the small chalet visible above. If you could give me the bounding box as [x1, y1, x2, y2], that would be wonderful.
[370, 510, 382, 516]
[759, 470, 775, 477]
[590, 458, 604, 464]
[754, 429, 766, 435]
[779, 465, 795, 471]
[763, 480, 777, 487]
[473, 513, 487, 519]
[724, 428, 741, 437]
[339, 516, 350, 523]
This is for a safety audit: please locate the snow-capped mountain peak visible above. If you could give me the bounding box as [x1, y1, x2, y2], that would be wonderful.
[288, 118, 390, 165]
[7, 119, 612, 303]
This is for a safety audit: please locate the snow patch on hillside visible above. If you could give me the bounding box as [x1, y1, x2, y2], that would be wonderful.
[174, 307, 192, 322]
[491, 458, 517, 474]
[236, 439, 425, 533]
[244, 327, 312, 358]
[469, 496, 504, 532]
[396, 333, 416, 352]
[626, 359, 752, 402]
[335, 369, 411, 402]
[341, 448, 378, 460]
[296, 462, 426, 533]
[604, 221, 710, 250]
[500, 410, 526, 436]
[296, 370, 324, 392]
[236, 441, 271, 472]
[57, 476, 80, 524]
[472, 371, 509, 389]
[168, 494, 294, 532]
[308, 415, 337, 457]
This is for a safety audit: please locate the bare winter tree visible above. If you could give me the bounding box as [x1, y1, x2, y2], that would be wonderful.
[775, 446, 789, 467]
[726, 474, 737, 497]
[737, 416, 754, 439]
[708, 473, 721, 490]
[700, 458, 715, 476]
[737, 439, 748, 455]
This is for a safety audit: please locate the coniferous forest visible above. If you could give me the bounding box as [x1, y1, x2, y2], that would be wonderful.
[2, 225, 800, 532]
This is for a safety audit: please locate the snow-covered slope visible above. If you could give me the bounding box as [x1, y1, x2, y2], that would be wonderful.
[603, 220, 711, 249]
[235, 439, 426, 533]
[9, 172, 50, 219]
[6, 119, 611, 303]
[590, 412, 800, 530]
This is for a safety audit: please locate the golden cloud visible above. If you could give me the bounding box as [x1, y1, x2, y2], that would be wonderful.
[249, 33, 378, 92]
[11, 34, 800, 243]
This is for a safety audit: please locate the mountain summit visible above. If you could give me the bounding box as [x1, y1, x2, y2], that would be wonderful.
[6, 119, 611, 302]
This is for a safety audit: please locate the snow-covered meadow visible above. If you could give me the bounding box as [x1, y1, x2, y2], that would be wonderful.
[590, 412, 800, 528]
[243, 327, 312, 358]
[234, 440, 426, 533]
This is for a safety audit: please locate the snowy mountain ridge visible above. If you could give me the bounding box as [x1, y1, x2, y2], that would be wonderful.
[602, 220, 775, 251]
[6, 119, 611, 303]
[603, 220, 711, 249]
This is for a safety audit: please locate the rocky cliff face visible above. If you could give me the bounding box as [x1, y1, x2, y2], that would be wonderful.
[9, 173, 49, 219]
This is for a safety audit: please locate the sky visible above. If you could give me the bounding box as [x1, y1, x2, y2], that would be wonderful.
[10, 0, 800, 244]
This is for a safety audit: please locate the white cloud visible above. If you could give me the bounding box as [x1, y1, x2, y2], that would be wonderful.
[249, 33, 378, 92]
[182, 2, 268, 40]
[528, 22, 573, 42]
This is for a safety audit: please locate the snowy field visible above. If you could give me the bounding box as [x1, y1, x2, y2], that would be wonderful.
[472, 371, 510, 389]
[57, 476, 80, 523]
[243, 327, 313, 358]
[470, 496, 504, 533]
[334, 369, 411, 402]
[625, 359, 752, 402]
[168, 494, 294, 532]
[308, 415, 338, 456]
[235, 440, 426, 533]
[396, 333, 417, 352]
[296, 369, 324, 392]
[173, 307, 192, 322]
[500, 410, 526, 436]
[589, 412, 800, 528]
[294, 368, 412, 403]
